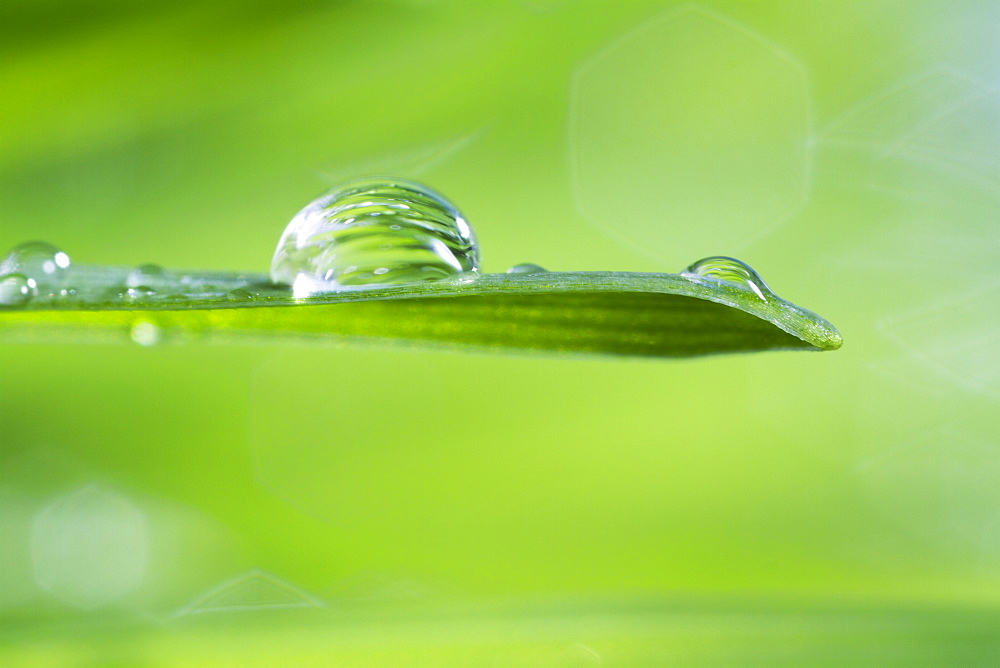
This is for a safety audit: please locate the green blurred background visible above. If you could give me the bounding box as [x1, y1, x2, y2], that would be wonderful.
[2, 1, 999, 664]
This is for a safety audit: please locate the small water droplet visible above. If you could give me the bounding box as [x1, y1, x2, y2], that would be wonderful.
[271, 177, 479, 297]
[0, 273, 33, 308]
[506, 263, 548, 274]
[682, 256, 771, 300]
[126, 264, 168, 289]
[130, 321, 161, 346]
[0, 242, 71, 291]
[227, 288, 255, 301]
[124, 286, 156, 300]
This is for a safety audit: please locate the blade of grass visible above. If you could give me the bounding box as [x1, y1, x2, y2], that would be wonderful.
[0, 268, 842, 358]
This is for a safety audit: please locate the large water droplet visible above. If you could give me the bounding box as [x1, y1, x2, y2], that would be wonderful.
[506, 263, 548, 274]
[0, 242, 71, 292]
[0, 273, 33, 308]
[682, 256, 771, 300]
[270, 177, 479, 297]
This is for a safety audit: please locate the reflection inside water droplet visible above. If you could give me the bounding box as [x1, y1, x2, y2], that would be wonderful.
[506, 263, 548, 274]
[682, 256, 771, 300]
[270, 177, 479, 297]
[0, 242, 71, 292]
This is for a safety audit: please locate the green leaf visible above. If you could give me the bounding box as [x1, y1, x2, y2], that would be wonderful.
[0, 267, 841, 358]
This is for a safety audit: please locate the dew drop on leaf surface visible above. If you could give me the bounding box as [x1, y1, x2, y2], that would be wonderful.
[270, 177, 480, 297]
[0, 242, 71, 294]
[0, 273, 33, 308]
[682, 256, 772, 301]
[227, 288, 255, 302]
[124, 287, 157, 300]
[506, 263, 548, 274]
[126, 264, 169, 290]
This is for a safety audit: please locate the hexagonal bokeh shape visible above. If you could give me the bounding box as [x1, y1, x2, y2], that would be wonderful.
[30, 484, 147, 608]
[569, 6, 811, 260]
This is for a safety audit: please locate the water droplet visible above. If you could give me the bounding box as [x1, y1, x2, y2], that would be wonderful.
[0, 273, 33, 308]
[126, 264, 168, 289]
[124, 286, 156, 300]
[506, 263, 548, 274]
[0, 242, 71, 291]
[227, 288, 255, 301]
[130, 321, 161, 346]
[682, 256, 771, 300]
[271, 177, 479, 297]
